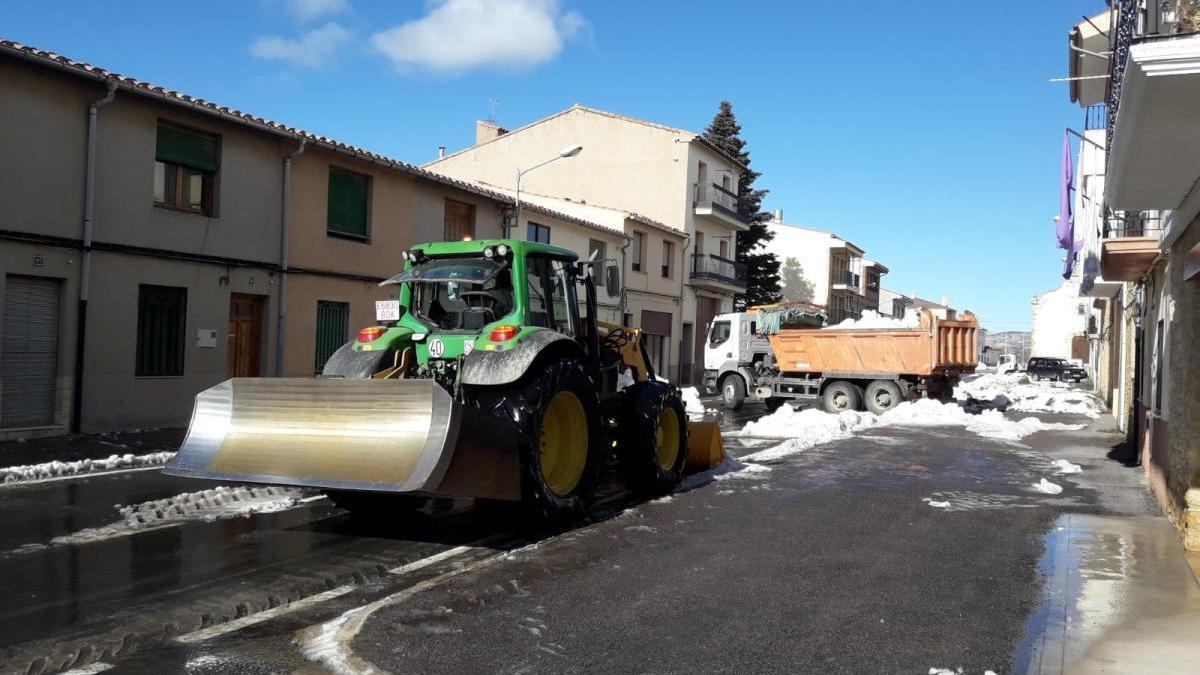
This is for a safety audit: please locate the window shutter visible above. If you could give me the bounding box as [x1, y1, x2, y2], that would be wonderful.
[156, 124, 219, 173]
[328, 168, 368, 236]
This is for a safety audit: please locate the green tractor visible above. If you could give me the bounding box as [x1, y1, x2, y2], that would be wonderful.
[166, 239, 723, 520]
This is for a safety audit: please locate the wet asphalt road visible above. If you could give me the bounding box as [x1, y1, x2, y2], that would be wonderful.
[0, 395, 1159, 674]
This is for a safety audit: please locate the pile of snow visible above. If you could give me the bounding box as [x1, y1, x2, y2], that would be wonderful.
[1051, 459, 1082, 474]
[922, 497, 951, 509]
[1, 451, 175, 485]
[954, 372, 1101, 418]
[738, 398, 1085, 446]
[51, 486, 305, 545]
[680, 387, 706, 415]
[824, 309, 919, 330]
[1031, 478, 1064, 495]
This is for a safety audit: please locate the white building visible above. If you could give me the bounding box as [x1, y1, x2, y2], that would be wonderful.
[1030, 278, 1097, 367]
[766, 219, 884, 323]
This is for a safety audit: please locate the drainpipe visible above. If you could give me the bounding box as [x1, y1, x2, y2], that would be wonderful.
[618, 234, 633, 318]
[276, 139, 307, 376]
[71, 80, 117, 433]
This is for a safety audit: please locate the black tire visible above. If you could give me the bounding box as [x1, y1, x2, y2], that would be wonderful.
[617, 382, 689, 496]
[864, 379, 903, 414]
[764, 397, 788, 412]
[821, 380, 861, 413]
[469, 356, 603, 521]
[325, 490, 429, 517]
[720, 374, 746, 410]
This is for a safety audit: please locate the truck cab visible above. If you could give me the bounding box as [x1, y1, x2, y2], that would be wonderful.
[702, 312, 772, 408]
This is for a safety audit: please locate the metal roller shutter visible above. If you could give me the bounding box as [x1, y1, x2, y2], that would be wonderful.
[2, 276, 61, 428]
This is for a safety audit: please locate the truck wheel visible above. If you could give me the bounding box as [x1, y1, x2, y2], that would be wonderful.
[470, 356, 603, 521]
[864, 380, 903, 414]
[617, 382, 688, 496]
[821, 381, 861, 413]
[720, 375, 746, 410]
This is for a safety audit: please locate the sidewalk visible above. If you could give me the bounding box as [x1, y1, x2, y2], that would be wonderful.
[0, 428, 183, 468]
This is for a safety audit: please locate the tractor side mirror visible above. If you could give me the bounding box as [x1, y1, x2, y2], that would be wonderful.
[605, 263, 621, 298]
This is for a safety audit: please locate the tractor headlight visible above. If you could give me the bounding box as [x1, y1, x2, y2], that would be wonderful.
[401, 250, 410, 262]
[483, 246, 495, 258]
[497, 244, 510, 257]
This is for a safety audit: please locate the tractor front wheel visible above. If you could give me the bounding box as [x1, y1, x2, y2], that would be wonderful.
[617, 382, 688, 496]
[470, 356, 603, 521]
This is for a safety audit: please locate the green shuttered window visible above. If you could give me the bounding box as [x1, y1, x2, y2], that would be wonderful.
[327, 168, 370, 238]
[156, 124, 219, 173]
[136, 285, 187, 377]
[315, 300, 350, 373]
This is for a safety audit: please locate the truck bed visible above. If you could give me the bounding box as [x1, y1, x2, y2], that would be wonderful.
[765, 311, 978, 377]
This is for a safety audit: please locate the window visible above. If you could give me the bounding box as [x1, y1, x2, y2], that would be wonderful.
[662, 241, 674, 278]
[444, 199, 475, 241]
[708, 320, 731, 347]
[718, 238, 729, 259]
[528, 222, 551, 244]
[314, 300, 349, 373]
[136, 285, 186, 377]
[154, 123, 218, 216]
[327, 167, 370, 238]
[588, 239, 607, 285]
[643, 333, 668, 377]
[632, 231, 645, 272]
[525, 256, 577, 336]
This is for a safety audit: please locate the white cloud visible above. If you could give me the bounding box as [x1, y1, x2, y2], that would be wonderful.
[370, 0, 587, 74]
[250, 22, 354, 68]
[281, 0, 350, 23]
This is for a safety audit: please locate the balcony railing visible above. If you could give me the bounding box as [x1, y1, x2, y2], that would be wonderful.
[832, 270, 860, 289]
[691, 252, 746, 287]
[694, 183, 751, 225]
[1103, 210, 1164, 238]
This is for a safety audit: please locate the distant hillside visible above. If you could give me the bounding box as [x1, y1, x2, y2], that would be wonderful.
[982, 331, 1031, 365]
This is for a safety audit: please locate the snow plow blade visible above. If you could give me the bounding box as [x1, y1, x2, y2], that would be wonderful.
[164, 378, 522, 501]
[685, 420, 725, 472]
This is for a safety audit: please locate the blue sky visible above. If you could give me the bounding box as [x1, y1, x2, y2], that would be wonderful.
[0, 0, 1100, 329]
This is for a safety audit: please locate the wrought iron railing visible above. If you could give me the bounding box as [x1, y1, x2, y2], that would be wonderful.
[694, 183, 751, 224]
[691, 252, 747, 287]
[1103, 209, 1164, 238]
[1107, 0, 1140, 151]
[833, 270, 860, 288]
[1084, 103, 1107, 131]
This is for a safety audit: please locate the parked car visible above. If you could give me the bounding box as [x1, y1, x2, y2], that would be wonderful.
[1026, 357, 1086, 382]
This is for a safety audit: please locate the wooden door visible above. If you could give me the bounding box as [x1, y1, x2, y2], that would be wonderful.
[227, 294, 264, 378]
[693, 296, 720, 384]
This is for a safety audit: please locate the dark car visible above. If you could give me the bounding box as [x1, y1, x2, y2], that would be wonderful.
[1026, 357, 1086, 382]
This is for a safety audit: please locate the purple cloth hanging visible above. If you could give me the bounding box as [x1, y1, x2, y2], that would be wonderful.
[1057, 132, 1074, 251]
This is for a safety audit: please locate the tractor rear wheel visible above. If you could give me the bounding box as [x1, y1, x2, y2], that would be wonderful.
[469, 356, 603, 521]
[617, 382, 688, 496]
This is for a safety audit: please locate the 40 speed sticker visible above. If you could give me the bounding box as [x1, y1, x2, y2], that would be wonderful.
[428, 338, 445, 358]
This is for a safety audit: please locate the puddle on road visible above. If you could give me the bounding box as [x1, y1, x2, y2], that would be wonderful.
[1014, 513, 1200, 674]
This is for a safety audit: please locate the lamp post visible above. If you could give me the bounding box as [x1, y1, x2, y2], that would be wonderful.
[509, 144, 583, 238]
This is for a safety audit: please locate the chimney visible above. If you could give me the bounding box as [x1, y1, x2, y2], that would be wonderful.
[437, 146, 446, 159]
[475, 120, 508, 145]
[773, 208, 783, 222]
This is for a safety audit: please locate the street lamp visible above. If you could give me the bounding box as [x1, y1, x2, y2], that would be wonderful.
[509, 144, 583, 238]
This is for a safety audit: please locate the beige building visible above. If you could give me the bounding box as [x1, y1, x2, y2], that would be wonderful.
[426, 106, 751, 383]
[0, 39, 624, 437]
[878, 288, 913, 319]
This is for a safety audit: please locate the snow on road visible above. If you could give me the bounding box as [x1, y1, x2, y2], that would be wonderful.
[1031, 478, 1064, 495]
[1, 451, 176, 485]
[954, 372, 1101, 418]
[49, 486, 307, 545]
[680, 387, 706, 416]
[1051, 459, 1082, 474]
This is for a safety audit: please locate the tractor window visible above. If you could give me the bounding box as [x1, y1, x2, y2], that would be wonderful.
[526, 255, 578, 337]
[708, 320, 731, 347]
[408, 261, 514, 332]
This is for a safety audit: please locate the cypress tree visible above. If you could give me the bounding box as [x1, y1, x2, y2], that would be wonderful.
[701, 101, 781, 310]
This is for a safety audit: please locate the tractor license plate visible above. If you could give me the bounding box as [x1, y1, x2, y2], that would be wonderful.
[376, 300, 401, 321]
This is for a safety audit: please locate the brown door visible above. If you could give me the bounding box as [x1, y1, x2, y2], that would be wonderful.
[228, 294, 264, 378]
[694, 296, 720, 384]
[1071, 335, 1089, 362]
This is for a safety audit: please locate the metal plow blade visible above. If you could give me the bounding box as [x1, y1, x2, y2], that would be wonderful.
[164, 378, 521, 500]
[685, 421, 726, 473]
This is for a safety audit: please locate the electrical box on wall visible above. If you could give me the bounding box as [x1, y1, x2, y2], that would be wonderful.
[197, 329, 218, 348]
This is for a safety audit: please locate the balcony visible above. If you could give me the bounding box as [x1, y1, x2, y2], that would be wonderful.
[690, 252, 746, 293]
[830, 269, 861, 293]
[1099, 211, 1164, 281]
[693, 183, 751, 231]
[1105, 1, 1200, 210]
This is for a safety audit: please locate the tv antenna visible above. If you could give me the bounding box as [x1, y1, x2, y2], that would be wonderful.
[489, 98, 499, 123]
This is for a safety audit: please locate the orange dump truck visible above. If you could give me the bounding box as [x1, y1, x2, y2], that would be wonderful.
[702, 307, 978, 413]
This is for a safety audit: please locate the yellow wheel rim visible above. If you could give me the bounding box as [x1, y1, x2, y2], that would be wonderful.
[655, 406, 681, 471]
[539, 391, 589, 496]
